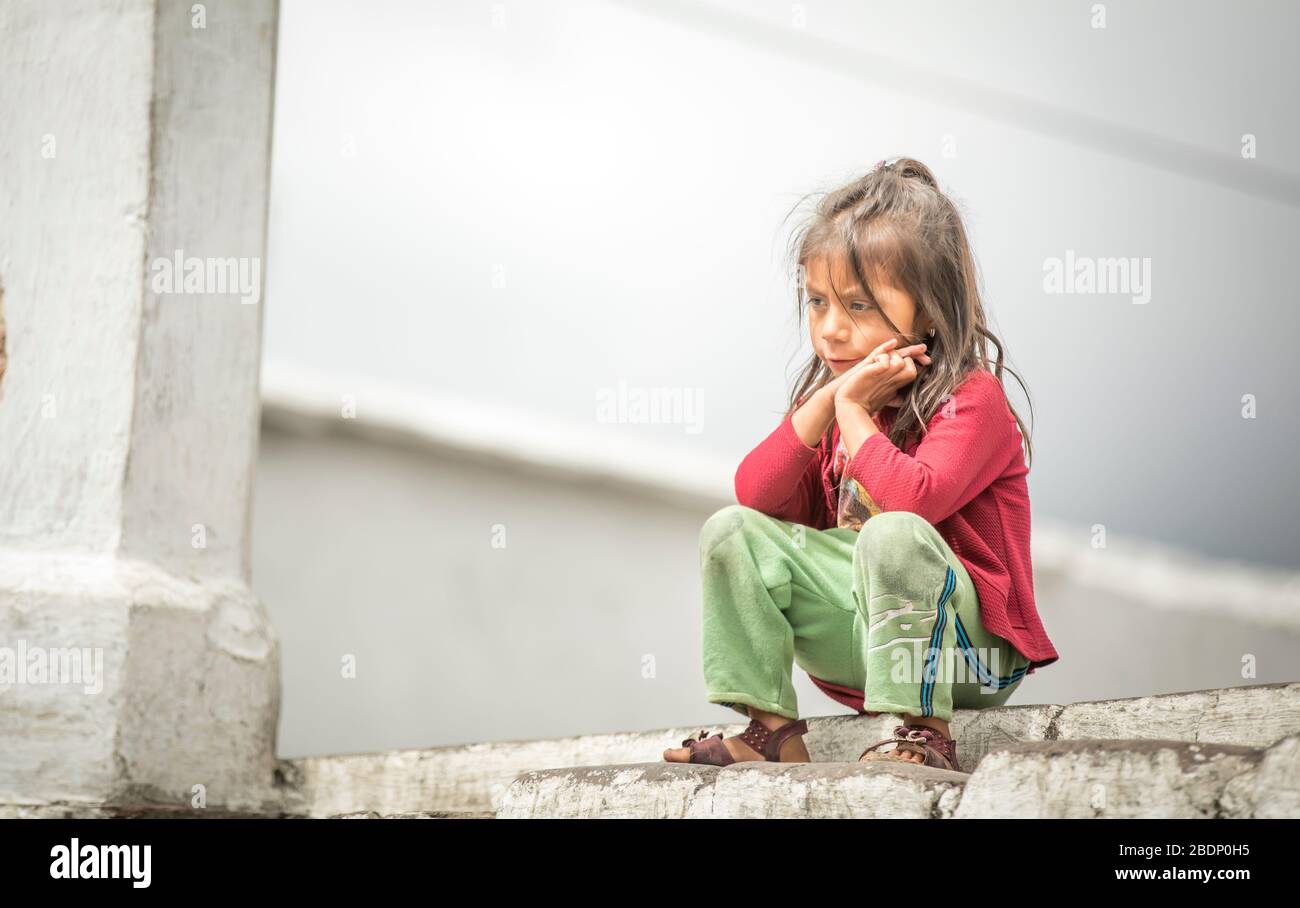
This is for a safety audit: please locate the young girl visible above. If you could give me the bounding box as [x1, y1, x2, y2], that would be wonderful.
[663, 157, 1059, 772]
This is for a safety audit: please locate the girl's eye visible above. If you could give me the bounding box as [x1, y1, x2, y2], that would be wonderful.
[808, 297, 871, 312]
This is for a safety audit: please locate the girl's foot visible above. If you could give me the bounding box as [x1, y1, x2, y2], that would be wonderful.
[663, 709, 811, 763]
[858, 718, 957, 769]
[862, 743, 927, 764]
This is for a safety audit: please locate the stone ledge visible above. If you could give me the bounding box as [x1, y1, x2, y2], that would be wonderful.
[500, 735, 1296, 819]
[497, 760, 966, 819]
[278, 681, 1300, 817]
[13, 683, 1298, 818]
[0, 803, 303, 819]
[326, 810, 494, 820]
[955, 738, 1265, 818]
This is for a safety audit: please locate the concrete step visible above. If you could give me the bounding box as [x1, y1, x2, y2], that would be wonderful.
[326, 810, 495, 819]
[499, 760, 966, 819]
[498, 734, 1300, 819]
[276, 681, 1300, 817]
[0, 803, 302, 819]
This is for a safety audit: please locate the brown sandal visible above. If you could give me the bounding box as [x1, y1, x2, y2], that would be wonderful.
[678, 717, 809, 765]
[858, 723, 961, 772]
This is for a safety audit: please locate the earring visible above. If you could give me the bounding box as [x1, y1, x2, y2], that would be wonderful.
[928, 328, 936, 338]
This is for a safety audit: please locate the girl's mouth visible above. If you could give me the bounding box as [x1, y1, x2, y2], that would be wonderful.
[827, 357, 864, 370]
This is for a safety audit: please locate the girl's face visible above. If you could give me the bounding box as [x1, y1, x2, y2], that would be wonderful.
[804, 252, 925, 374]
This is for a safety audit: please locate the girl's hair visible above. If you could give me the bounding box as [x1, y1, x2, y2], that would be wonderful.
[782, 157, 1034, 467]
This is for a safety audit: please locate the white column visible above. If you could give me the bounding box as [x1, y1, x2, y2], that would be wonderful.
[0, 0, 282, 812]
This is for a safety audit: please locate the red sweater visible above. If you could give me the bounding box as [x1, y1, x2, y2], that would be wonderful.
[734, 368, 1059, 713]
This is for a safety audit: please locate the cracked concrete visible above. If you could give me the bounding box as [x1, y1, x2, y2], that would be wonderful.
[9, 679, 1297, 818]
[264, 681, 1300, 818]
[498, 735, 1292, 819]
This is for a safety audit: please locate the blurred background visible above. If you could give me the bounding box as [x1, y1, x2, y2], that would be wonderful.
[250, 0, 1300, 758]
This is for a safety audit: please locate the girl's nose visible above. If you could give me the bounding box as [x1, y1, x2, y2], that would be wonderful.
[820, 304, 852, 338]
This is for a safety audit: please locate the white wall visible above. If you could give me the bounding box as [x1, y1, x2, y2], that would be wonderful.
[263, 0, 1300, 568]
[254, 0, 1300, 756]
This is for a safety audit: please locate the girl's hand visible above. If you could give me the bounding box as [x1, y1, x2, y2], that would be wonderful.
[815, 338, 927, 404]
[832, 343, 929, 414]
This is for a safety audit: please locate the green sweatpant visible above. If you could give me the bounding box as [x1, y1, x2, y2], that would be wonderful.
[699, 504, 1030, 723]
